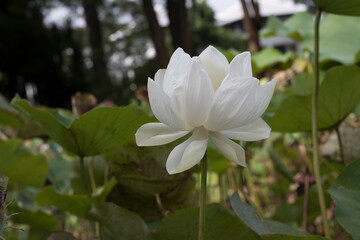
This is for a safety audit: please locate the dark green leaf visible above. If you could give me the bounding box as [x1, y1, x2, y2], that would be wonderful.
[47, 231, 78, 240]
[268, 66, 360, 132]
[261, 234, 330, 240]
[268, 148, 294, 182]
[313, 0, 360, 16]
[0, 139, 48, 188]
[89, 202, 152, 240]
[152, 204, 262, 240]
[12, 209, 58, 232]
[35, 186, 90, 218]
[329, 159, 360, 240]
[207, 147, 229, 174]
[230, 192, 306, 236]
[11, 98, 154, 156]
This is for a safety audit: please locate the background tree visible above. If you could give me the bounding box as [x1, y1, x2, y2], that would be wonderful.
[142, 0, 170, 68]
[240, 0, 261, 52]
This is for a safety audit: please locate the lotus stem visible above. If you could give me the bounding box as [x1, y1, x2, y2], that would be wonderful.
[79, 156, 93, 206]
[335, 127, 345, 164]
[312, 8, 331, 238]
[198, 152, 207, 240]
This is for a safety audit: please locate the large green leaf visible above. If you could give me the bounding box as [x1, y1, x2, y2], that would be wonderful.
[47, 231, 78, 240]
[262, 13, 360, 65]
[261, 234, 330, 240]
[303, 14, 360, 65]
[328, 159, 360, 240]
[0, 95, 26, 129]
[260, 12, 314, 41]
[106, 141, 195, 222]
[230, 192, 306, 236]
[11, 98, 153, 156]
[89, 202, 152, 240]
[268, 65, 360, 132]
[12, 209, 58, 232]
[0, 139, 48, 188]
[252, 48, 293, 74]
[313, 0, 360, 16]
[152, 204, 262, 240]
[35, 186, 90, 218]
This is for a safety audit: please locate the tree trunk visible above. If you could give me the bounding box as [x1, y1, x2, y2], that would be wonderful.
[240, 0, 261, 52]
[167, 0, 193, 55]
[142, 0, 170, 68]
[82, 0, 109, 86]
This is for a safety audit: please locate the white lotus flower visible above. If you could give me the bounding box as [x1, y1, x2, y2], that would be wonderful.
[135, 46, 276, 174]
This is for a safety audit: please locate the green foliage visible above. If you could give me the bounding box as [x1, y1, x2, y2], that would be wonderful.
[11, 97, 154, 156]
[313, 0, 360, 16]
[329, 159, 360, 240]
[230, 192, 306, 236]
[46, 231, 78, 240]
[220, 47, 293, 75]
[252, 48, 294, 74]
[11, 208, 58, 239]
[152, 204, 262, 240]
[0, 139, 48, 188]
[268, 65, 360, 132]
[207, 147, 229, 174]
[0, 96, 26, 129]
[303, 14, 360, 65]
[261, 234, 330, 240]
[106, 142, 195, 222]
[90, 202, 152, 240]
[262, 13, 360, 65]
[261, 12, 314, 41]
[35, 186, 90, 219]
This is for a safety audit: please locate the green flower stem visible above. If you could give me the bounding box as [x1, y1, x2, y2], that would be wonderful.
[335, 127, 345, 164]
[79, 156, 93, 206]
[312, 8, 331, 238]
[198, 152, 207, 240]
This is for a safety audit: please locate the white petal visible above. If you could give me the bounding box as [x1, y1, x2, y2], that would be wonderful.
[199, 46, 229, 91]
[253, 78, 277, 118]
[228, 51, 252, 79]
[166, 127, 208, 174]
[135, 122, 189, 146]
[205, 77, 276, 131]
[174, 58, 214, 128]
[163, 48, 191, 97]
[148, 78, 186, 130]
[154, 69, 166, 88]
[209, 132, 246, 166]
[221, 118, 271, 141]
